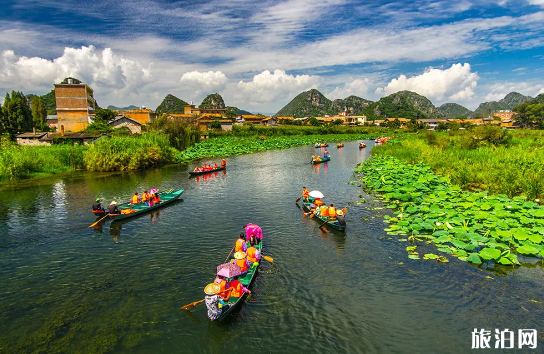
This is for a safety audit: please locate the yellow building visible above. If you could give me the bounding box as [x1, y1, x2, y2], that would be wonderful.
[54, 80, 96, 132]
[184, 105, 227, 117]
[120, 108, 157, 124]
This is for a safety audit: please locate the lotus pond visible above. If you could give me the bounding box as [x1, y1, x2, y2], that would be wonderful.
[354, 155, 544, 267]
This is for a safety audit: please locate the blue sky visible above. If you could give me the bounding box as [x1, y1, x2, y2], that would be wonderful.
[1, 0, 543, 113]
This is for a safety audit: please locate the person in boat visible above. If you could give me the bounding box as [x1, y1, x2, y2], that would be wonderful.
[204, 283, 230, 321]
[214, 275, 232, 301]
[336, 209, 346, 227]
[153, 193, 161, 205]
[221, 158, 226, 168]
[235, 233, 248, 253]
[246, 238, 261, 267]
[214, 163, 218, 169]
[108, 201, 121, 215]
[301, 187, 310, 202]
[230, 251, 250, 274]
[328, 204, 337, 218]
[142, 190, 149, 204]
[132, 192, 140, 204]
[317, 204, 328, 218]
[229, 275, 251, 299]
[92, 198, 105, 212]
[194, 167, 201, 172]
[314, 198, 324, 207]
[244, 223, 263, 243]
[324, 150, 329, 158]
[314, 156, 321, 162]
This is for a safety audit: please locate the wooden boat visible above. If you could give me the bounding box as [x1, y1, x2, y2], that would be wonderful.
[215, 239, 262, 321]
[189, 166, 225, 176]
[336, 143, 344, 148]
[92, 209, 107, 217]
[311, 156, 330, 164]
[110, 189, 184, 220]
[359, 143, 366, 148]
[302, 202, 346, 231]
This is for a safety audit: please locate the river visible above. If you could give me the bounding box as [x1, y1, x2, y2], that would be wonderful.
[0, 140, 542, 353]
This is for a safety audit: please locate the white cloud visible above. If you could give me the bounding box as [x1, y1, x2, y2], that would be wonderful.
[236, 69, 321, 105]
[180, 70, 227, 93]
[376, 63, 479, 101]
[327, 78, 370, 99]
[527, 0, 544, 7]
[482, 81, 544, 102]
[539, 87, 544, 94]
[0, 45, 152, 96]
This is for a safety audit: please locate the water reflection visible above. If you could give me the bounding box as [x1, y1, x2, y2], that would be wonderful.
[312, 161, 328, 175]
[194, 170, 227, 184]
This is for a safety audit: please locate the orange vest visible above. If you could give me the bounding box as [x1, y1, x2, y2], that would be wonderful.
[247, 247, 258, 263]
[329, 206, 336, 217]
[153, 195, 160, 203]
[219, 279, 230, 300]
[320, 205, 328, 217]
[315, 199, 324, 206]
[132, 195, 139, 204]
[231, 280, 243, 298]
[235, 239, 246, 252]
[232, 258, 248, 273]
[302, 190, 309, 198]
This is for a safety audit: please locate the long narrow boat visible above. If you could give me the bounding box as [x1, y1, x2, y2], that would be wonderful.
[311, 156, 331, 164]
[110, 189, 184, 220]
[189, 166, 226, 176]
[302, 202, 346, 231]
[215, 239, 262, 321]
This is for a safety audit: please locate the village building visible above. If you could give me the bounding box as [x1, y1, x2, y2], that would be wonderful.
[276, 116, 294, 123]
[344, 115, 366, 125]
[166, 114, 197, 125]
[16, 132, 50, 146]
[261, 117, 277, 126]
[492, 110, 515, 121]
[184, 104, 227, 117]
[16, 130, 105, 146]
[119, 108, 157, 124]
[46, 115, 58, 130]
[197, 118, 233, 131]
[109, 116, 142, 134]
[54, 79, 96, 132]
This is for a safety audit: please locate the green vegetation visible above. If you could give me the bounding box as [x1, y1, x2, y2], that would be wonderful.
[372, 129, 544, 200]
[437, 103, 471, 119]
[174, 133, 381, 162]
[155, 94, 189, 114]
[513, 96, 544, 128]
[30, 96, 48, 131]
[199, 93, 225, 109]
[355, 155, 544, 266]
[473, 92, 531, 118]
[40, 89, 57, 115]
[275, 89, 334, 117]
[0, 139, 85, 181]
[84, 134, 174, 171]
[213, 124, 393, 137]
[1, 91, 33, 139]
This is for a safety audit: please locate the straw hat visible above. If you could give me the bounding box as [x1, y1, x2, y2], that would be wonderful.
[204, 283, 220, 295]
[336, 210, 344, 216]
[234, 251, 246, 260]
[110, 201, 117, 205]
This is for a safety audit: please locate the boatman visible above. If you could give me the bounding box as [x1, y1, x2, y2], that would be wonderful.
[324, 150, 329, 158]
[244, 223, 263, 243]
[336, 208, 347, 227]
[302, 187, 310, 202]
[92, 198, 105, 212]
[108, 201, 121, 215]
[204, 283, 230, 321]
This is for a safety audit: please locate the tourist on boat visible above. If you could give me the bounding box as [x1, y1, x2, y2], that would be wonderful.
[194, 167, 201, 172]
[142, 191, 149, 204]
[336, 209, 346, 227]
[92, 198, 105, 212]
[246, 242, 261, 266]
[153, 193, 161, 204]
[221, 158, 227, 167]
[108, 201, 121, 215]
[244, 223, 263, 243]
[230, 252, 250, 274]
[132, 192, 140, 204]
[229, 276, 251, 298]
[319, 204, 328, 217]
[314, 198, 324, 207]
[302, 187, 310, 202]
[314, 156, 321, 162]
[235, 233, 248, 253]
[324, 150, 329, 158]
[214, 163, 218, 169]
[328, 204, 337, 218]
[214, 276, 232, 301]
[204, 283, 230, 321]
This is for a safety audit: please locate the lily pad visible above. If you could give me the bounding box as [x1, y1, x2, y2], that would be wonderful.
[479, 247, 501, 260]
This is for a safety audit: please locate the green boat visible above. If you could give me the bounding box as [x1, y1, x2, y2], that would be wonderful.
[111, 189, 184, 220]
[215, 239, 262, 321]
[302, 202, 346, 231]
[311, 156, 330, 164]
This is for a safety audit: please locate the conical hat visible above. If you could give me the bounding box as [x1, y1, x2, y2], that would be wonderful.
[204, 283, 220, 295]
[234, 251, 246, 259]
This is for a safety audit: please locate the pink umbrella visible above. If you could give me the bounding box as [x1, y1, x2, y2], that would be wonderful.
[148, 188, 159, 194]
[216, 263, 242, 278]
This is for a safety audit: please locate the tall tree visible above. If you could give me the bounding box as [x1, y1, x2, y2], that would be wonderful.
[2, 91, 33, 139]
[31, 96, 48, 131]
[93, 108, 117, 124]
[0, 101, 3, 135]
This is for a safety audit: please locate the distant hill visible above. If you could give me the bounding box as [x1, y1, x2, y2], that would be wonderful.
[331, 95, 373, 115]
[530, 93, 544, 104]
[473, 92, 532, 117]
[364, 90, 440, 119]
[107, 105, 140, 111]
[199, 93, 225, 109]
[155, 94, 189, 114]
[437, 103, 472, 119]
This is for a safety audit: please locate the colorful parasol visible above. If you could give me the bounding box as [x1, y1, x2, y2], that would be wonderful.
[309, 190, 324, 199]
[216, 263, 242, 278]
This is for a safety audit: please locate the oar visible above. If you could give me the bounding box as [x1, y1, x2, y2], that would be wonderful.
[318, 219, 329, 233]
[296, 195, 303, 203]
[180, 287, 233, 311]
[262, 255, 274, 262]
[88, 213, 111, 228]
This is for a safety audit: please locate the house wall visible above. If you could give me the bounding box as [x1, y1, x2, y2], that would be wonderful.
[111, 121, 142, 134]
[16, 138, 51, 146]
[55, 84, 95, 132]
[122, 109, 156, 124]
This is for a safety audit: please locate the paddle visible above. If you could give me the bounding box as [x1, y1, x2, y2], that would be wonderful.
[262, 255, 274, 262]
[180, 287, 233, 311]
[296, 195, 302, 203]
[88, 213, 111, 228]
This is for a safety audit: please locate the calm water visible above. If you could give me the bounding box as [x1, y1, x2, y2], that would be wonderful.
[0, 141, 542, 354]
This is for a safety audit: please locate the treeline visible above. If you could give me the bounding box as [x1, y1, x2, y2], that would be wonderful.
[1, 91, 49, 139]
[513, 94, 544, 128]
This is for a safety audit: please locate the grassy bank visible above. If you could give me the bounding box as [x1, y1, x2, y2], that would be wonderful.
[209, 124, 394, 137]
[372, 128, 544, 199]
[355, 155, 544, 267]
[174, 133, 382, 162]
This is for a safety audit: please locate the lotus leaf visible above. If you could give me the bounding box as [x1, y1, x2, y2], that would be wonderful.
[534, 209, 544, 218]
[467, 253, 482, 264]
[451, 240, 468, 249]
[516, 245, 539, 255]
[527, 234, 543, 244]
[408, 254, 420, 260]
[479, 247, 501, 260]
[423, 253, 438, 260]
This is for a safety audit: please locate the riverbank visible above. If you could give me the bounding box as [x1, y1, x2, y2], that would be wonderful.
[1, 127, 397, 182]
[354, 155, 544, 268]
[372, 128, 544, 199]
